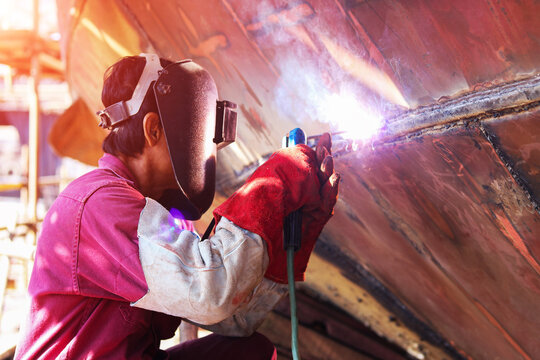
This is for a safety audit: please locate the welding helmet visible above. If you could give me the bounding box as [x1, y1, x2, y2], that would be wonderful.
[97, 54, 237, 219]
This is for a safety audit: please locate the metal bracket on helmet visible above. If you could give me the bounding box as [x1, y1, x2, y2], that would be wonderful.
[97, 53, 163, 129]
[214, 100, 237, 149]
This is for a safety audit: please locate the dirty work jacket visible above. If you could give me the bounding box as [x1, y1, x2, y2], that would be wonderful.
[15, 153, 286, 360]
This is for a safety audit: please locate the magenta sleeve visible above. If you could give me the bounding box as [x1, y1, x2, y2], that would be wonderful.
[77, 183, 149, 302]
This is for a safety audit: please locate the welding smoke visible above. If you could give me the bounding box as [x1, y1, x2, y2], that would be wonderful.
[275, 56, 382, 141]
[247, 1, 408, 141]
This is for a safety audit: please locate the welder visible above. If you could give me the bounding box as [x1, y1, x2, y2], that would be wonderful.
[14, 54, 339, 359]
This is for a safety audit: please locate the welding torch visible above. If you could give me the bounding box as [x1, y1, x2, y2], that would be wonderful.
[282, 128, 346, 360]
[281, 127, 306, 360]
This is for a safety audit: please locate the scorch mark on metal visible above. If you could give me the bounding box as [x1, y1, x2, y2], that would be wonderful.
[479, 122, 540, 213]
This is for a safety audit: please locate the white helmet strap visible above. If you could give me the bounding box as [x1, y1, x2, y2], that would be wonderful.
[96, 53, 163, 129]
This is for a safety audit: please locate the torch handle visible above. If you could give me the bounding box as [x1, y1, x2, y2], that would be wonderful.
[284, 210, 302, 251]
[282, 127, 306, 360]
[282, 127, 306, 253]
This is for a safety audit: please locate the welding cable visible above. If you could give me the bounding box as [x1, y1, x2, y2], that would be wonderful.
[201, 218, 215, 240]
[287, 247, 301, 360]
[204, 214, 300, 360]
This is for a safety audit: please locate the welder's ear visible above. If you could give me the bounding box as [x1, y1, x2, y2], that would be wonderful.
[142, 112, 163, 146]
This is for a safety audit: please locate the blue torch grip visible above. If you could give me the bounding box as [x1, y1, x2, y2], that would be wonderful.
[283, 127, 306, 252]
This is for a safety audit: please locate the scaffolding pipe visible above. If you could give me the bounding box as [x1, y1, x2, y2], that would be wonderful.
[27, 0, 40, 225]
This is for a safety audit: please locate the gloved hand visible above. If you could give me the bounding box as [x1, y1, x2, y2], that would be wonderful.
[213, 133, 340, 283]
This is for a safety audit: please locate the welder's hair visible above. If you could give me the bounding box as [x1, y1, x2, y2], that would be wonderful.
[101, 55, 173, 157]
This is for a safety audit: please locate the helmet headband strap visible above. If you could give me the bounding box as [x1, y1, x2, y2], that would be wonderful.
[96, 53, 163, 129]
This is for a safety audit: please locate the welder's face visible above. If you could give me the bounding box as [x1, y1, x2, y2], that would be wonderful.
[145, 118, 179, 192]
[157, 135, 179, 190]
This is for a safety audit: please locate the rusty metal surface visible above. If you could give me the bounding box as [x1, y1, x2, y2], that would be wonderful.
[55, 0, 145, 112]
[482, 108, 540, 208]
[53, 0, 540, 358]
[266, 290, 409, 359]
[326, 124, 540, 358]
[341, 0, 540, 106]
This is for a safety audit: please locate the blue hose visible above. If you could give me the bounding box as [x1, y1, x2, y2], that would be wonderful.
[287, 248, 301, 360]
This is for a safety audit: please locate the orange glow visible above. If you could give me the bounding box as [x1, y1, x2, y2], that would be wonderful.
[80, 17, 131, 57]
[176, 6, 199, 41]
[180, 33, 228, 74]
[493, 208, 540, 276]
[285, 25, 318, 52]
[319, 34, 409, 108]
[474, 300, 531, 360]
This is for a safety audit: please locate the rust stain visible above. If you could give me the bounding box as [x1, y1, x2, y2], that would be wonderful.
[432, 138, 483, 203]
[172, 4, 229, 75]
[175, 5, 199, 41]
[404, 179, 455, 241]
[239, 104, 267, 131]
[220, 0, 279, 77]
[448, 340, 473, 360]
[433, 136, 540, 273]
[473, 300, 532, 360]
[491, 207, 540, 276]
[245, 2, 314, 36]
[483, 0, 516, 51]
[232, 64, 263, 107]
[239, 105, 273, 146]
[483, 110, 540, 208]
[284, 25, 318, 52]
[430, 134, 540, 356]
[180, 32, 229, 75]
[145, 4, 185, 57]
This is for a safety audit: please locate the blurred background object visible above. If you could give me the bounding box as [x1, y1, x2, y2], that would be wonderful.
[0, 1, 92, 358]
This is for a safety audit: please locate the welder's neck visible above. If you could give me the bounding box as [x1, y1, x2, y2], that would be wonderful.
[118, 154, 170, 200]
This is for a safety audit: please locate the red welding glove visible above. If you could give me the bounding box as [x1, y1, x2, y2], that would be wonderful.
[213, 133, 340, 283]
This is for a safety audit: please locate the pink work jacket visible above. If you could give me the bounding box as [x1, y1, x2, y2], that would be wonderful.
[15, 154, 194, 359]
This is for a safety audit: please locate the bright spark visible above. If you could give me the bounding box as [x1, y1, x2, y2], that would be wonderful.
[320, 92, 382, 141]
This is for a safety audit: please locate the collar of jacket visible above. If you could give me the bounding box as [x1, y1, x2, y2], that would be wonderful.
[98, 153, 138, 189]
